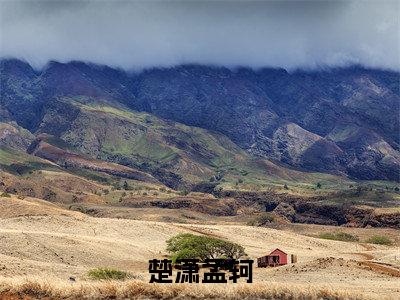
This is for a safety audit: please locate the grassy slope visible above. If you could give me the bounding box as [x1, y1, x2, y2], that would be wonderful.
[1, 99, 398, 200]
[59, 99, 364, 191]
[0, 148, 59, 175]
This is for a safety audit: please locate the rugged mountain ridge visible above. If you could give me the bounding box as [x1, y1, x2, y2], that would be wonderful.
[1, 58, 399, 181]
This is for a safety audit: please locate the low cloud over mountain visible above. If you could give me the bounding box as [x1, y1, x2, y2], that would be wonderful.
[1, 0, 399, 70]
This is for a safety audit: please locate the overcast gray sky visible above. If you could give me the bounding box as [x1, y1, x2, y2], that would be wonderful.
[0, 0, 399, 70]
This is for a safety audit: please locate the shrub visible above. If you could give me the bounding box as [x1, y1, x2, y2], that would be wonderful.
[179, 189, 190, 196]
[88, 268, 129, 280]
[318, 232, 359, 242]
[1, 192, 11, 197]
[283, 184, 289, 190]
[247, 213, 275, 226]
[213, 186, 223, 198]
[365, 235, 393, 246]
[123, 181, 130, 190]
[166, 233, 246, 263]
[215, 172, 224, 181]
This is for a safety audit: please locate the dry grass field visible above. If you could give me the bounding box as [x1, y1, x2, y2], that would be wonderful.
[0, 277, 377, 300]
[0, 195, 399, 299]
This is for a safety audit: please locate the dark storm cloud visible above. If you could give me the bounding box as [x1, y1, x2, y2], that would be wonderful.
[0, 0, 399, 70]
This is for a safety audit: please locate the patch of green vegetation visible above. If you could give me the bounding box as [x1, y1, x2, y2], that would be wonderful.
[41, 135, 76, 151]
[92, 105, 135, 119]
[0, 148, 59, 175]
[318, 232, 359, 242]
[0, 162, 58, 176]
[131, 134, 177, 162]
[247, 213, 275, 226]
[0, 148, 32, 165]
[166, 233, 246, 263]
[66, 168, 112, 184]
[178, 188, 190, 196]
[87, 268, 129, 280]
[1, 192, 11, 197]
[69, 99, 136, 120]
[323, 187, 399, 208]
[327, 125, 359, 143]
[365, 235, 393, 246]
[97, 130, 178, 167]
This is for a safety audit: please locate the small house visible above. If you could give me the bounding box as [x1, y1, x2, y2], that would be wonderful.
[257, 248, 288, 267]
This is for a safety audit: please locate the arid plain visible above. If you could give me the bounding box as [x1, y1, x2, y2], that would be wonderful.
[0, 195, 399, 300]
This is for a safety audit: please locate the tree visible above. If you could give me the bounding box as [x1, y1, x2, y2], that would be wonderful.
[316, 182, 322, 189]
[166, 233, 246, 262]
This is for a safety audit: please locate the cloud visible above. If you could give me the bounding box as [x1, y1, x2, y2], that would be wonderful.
[0, 0, 399, 70]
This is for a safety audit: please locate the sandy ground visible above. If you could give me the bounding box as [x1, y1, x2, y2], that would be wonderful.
[0, 196, 399, 299]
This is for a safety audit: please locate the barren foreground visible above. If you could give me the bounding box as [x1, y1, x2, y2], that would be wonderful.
[0, 196, 399, 299]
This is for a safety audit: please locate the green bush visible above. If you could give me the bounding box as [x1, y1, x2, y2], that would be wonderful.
[1, 192, 11, 197]
[318, 232, 359, 242]
[365, 235, 393, 246]
[88, 268, 129, 280]
[178, 189, 190, 196]
[166, 233, 246, 263]
[247, 213, 275, 226]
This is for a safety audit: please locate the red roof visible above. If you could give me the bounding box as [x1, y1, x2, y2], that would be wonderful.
[268, 248, 287, 256]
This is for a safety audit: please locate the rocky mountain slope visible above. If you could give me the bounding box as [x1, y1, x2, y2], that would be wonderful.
[1, 58, 399, 181]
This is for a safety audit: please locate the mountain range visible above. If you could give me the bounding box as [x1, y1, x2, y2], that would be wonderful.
[1, 58, 399, 187]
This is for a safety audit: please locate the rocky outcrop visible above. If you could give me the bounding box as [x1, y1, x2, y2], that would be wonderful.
[273, 202, 296, 221]
[0, 122, 34, 151]
[225, 190, 400, 228]
[120, 194, 239, 216]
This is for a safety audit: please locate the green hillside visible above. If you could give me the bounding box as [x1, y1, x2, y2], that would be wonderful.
[33, 98, 357, 191]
